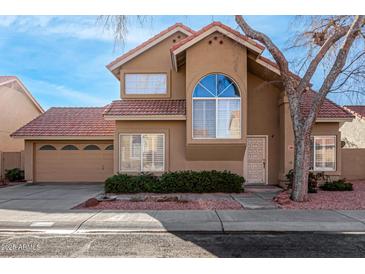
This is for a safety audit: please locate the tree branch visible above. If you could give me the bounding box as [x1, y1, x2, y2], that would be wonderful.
[235, 15, 290, 76]
[304, 15, 365, 130]
[296, 26, 349, 94]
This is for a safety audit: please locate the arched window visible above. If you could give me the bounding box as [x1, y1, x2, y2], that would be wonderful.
[61, 145, 79, 150]
[83, 145, 101, 150]
[39, 145, 57, 151]
[105, 144, 114, 150]
[192, 73, 241, 139]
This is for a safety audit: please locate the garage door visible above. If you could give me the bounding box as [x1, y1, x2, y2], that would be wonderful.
[35, 142, 114, 182]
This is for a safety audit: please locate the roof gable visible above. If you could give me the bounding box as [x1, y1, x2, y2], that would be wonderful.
[0, 76, 44, 113]
[171, 21, 264, 70]
[106, 23, 195, 76]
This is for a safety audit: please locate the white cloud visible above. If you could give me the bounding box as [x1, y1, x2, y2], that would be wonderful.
[0, 15, 155, 44]
[25, 78, 110, 109]
[0, 16, 18, 27]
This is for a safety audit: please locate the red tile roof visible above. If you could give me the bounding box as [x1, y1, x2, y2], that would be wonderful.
[11, 94, 351, 138]
[103, 99, 186, 116]
[301, 91, 353, 119]
[344, 105, 365, 118]
[171, 21, 265, 53]
[11, 107, 115, 137]
[104, 95, 348, 120]
[106, 23, 195, 70]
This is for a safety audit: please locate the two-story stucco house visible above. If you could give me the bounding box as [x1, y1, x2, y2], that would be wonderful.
[11, 22, 353, 184]
[0, 76, 44, 179]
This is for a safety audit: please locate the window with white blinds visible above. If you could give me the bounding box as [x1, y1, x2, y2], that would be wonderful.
[192, 73, 241, 139]
[119, 134, 165, 172]
[312, 136, 336, 171]
[125, 73, 167, 95]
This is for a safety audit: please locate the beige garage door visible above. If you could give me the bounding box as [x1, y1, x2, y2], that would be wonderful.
[35, 142, 113, 182]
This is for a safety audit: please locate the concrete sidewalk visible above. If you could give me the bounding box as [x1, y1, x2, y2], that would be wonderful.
[1, 184, 365, 233]
[1, 209, 365, 233]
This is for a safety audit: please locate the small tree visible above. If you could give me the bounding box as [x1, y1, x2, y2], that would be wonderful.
[235, 15, 365, 201]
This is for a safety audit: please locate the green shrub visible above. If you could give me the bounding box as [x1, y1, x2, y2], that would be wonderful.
[105, 170, 244, 193]
[285, 169, 326, 193]
[320, 179, 353, 191]
[5, 168, 24, 182]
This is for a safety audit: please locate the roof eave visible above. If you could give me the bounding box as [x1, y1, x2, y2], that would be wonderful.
[0, 78, 44, 113]
[103, 115, 187, 121]
[11, 135, 114, 140]
[316, 117, 354, 123]
[171, 25, 264, 70]
[106, 26, 194, 77]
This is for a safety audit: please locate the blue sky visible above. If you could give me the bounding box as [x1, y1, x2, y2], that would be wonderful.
[0, 15, 360, 110]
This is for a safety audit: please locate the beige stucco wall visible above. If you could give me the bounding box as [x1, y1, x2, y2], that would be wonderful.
[118, 31, 188, 100]
[114, 120, 244, 176]
[340, 116, 365, 148]
[342, 148, 365, 180]
[246, 72, 281, 184]
[0, 85, 42, 152]
[185, 32, 247, 148]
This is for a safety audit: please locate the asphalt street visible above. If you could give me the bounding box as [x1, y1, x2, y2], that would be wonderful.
[1, 232, 365, 257]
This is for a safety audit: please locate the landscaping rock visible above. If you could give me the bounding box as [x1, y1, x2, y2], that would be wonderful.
[273, 191, 291, 205]
[156, 196, 179, 202]
[145, 195, 180, 202]
[85, 198, 99, 207]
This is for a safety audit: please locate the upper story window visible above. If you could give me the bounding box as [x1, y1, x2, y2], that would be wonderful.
[125, 73, 167, 95]
[192, 73, 241, 139]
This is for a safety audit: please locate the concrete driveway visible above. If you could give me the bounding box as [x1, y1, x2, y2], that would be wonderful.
[0, 183, 103, 211]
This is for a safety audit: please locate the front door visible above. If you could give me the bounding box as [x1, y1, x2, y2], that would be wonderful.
[244, 136, 267, 184]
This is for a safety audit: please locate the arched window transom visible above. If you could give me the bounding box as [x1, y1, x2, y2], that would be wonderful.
[39, 145, 57, 151]
[83, 145, 101, 150]
[61, 145, 79, 150]
[192, 73, 241, 139]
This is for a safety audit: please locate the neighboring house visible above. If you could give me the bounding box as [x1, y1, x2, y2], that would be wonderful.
[0, 76, 44, 180]
[341, 106, 365, 148]
[340, 105, 365, 180]
[11, 22, 354, 184]
[0, 76, 44, 152]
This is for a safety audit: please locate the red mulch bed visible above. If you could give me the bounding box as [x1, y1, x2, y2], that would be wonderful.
[275, 181, 365, 210]
[75, 199, 243, 210]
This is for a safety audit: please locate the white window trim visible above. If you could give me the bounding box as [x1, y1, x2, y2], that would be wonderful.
[130, 136, 140, 160]
[313, 135, 337, 172]
[192, 74, 241, 140]
[124, 73, 168, 95]
[192, 97, 241, 140]
[119, 133, 165, 173]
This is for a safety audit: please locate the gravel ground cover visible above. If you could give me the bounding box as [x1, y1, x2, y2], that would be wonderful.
[75, 199, 243, 210]
[275, 181, 365, 210]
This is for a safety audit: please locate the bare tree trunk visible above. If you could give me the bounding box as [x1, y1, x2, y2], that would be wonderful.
[291, 131, 312, 201]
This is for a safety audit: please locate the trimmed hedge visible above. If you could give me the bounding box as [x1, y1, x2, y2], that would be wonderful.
[105, 170, 245, 193]
[320, 180, 353, 191]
